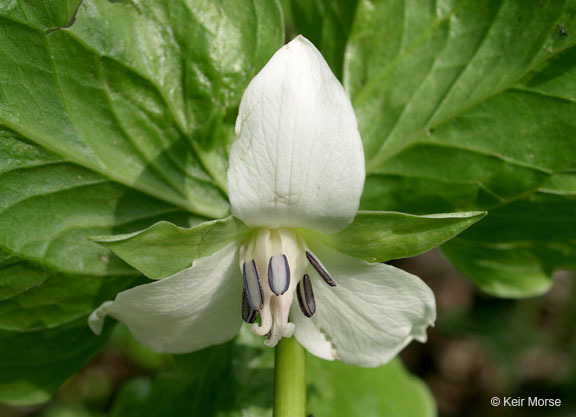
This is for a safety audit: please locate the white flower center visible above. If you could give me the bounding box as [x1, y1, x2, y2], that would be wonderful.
[239, 228, 338, 347]
[239, 228, 305, 346]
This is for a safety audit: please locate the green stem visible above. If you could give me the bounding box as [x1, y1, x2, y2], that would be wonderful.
[274, 337, 306, 417]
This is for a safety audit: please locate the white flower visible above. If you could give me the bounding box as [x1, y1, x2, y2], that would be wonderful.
[89, 36, 436, 367]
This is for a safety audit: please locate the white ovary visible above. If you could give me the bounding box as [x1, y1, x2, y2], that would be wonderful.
[240, 228, 307, 346]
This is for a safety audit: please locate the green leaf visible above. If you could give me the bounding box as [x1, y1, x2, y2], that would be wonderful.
[0, 0, 82, 30]
[0, 0, 284, 217]
[0, 0, 284, 403]
[0, 320, 110, 406]
[309, 210, 485, 262]
[0, 131, 187, 402]
[94, 217, 249, 279]
[0, 249, 139, 405]
[443, 171, 576, 297]
[345, 0, 576, 296]
[110, 329, 274, 417]
[0, 129, 195, 277]
[348, 0, 573, 168]
[0, 256, 130, 332]
[288, 0, 358, 79]
[307, 356, 436, 417]
[109, 329, 435, 417]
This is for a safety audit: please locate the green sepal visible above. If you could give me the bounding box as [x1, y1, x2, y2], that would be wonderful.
[93, 217, 249, 279]
[307, 210, 486, 262]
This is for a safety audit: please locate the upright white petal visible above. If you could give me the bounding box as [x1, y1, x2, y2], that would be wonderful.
[228, 35, 365, 233]
[293, 244, 436, 367]
[89, 243, 242, 353]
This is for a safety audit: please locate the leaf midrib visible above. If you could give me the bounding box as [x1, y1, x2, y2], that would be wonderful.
[350, 1, 576, 173]
[0, 12, 228, 218]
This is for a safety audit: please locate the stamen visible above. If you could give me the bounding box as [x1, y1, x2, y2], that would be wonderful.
[243, 260, 264, 310]
[241, 291, 258, 323]
[268, 254, 290, 295]
[305, 251, 337, 287]
[296, 274, 316, 318]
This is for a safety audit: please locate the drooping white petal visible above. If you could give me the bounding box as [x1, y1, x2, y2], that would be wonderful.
[88, 243, 242, 353]
[293, 244, 436, 367]
[228, 35, 365, 233]
[290, 302, 335, 361]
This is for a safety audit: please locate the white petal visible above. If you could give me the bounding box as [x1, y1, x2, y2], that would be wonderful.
[291, 302, 336, 361]
[293, 244, 436, 367]
[228, 35, 365, 233]
[88, 243, 242, 353]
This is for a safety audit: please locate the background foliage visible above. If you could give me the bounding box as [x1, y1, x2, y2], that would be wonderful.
[1, 0, 575, 415]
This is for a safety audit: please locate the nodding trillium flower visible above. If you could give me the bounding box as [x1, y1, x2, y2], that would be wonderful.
[88, 35, 440, 367]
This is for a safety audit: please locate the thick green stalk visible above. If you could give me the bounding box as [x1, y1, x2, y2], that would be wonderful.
[274, 337, 306, 417]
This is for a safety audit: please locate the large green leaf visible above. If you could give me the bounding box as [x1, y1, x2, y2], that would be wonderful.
[0, 0, 283, 217]
[0, 129, 195, 277]
[109, 330, 435, 417]
[0, 0, 284, 404]
[307, 356, 435, 417]
[0, 133, 190, 404]
[346, 0, 576, 296]
[0, 248, 139, 405]
[443, 171, 576, 297]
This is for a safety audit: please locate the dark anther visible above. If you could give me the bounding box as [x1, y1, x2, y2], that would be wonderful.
[305, 251, 337, 287]
[243, 260, 264, 310]
[296, 274, 316, 318]
[241, 290, 258, 323]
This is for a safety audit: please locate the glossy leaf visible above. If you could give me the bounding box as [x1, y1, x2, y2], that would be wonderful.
[0, 129, 195, 277]
[347, 0, 576, 296]
[0, 0, 284, 217]
[0, 0, 284, 403]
